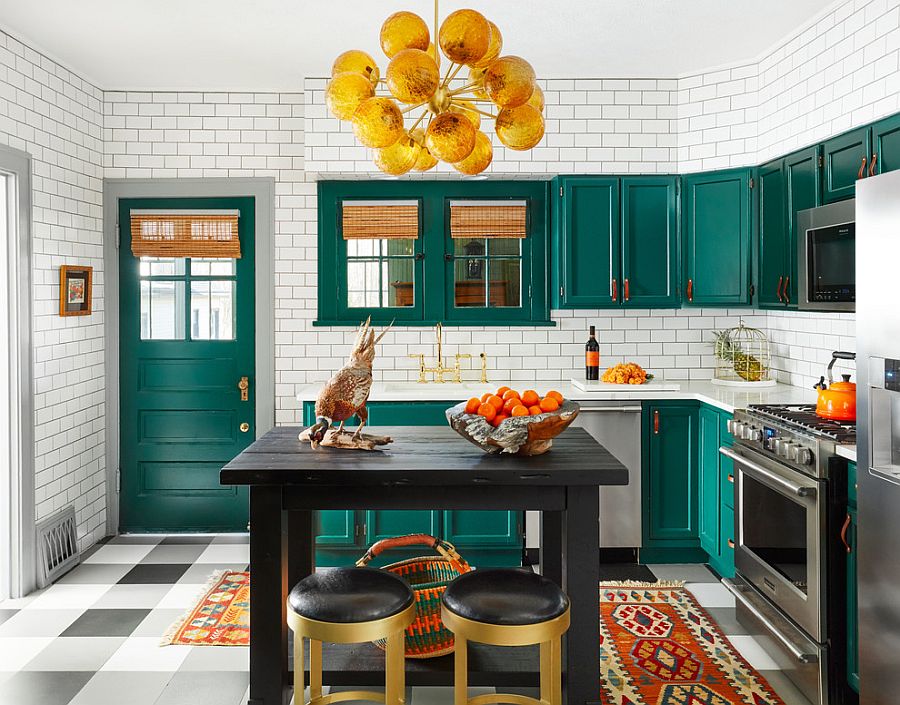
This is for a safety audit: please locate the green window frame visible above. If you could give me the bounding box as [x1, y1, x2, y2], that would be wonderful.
[316, 180, 550, 326]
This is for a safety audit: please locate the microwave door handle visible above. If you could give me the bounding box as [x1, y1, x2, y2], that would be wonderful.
[719, 447, 817, 498]
[783, 276, 789, 305]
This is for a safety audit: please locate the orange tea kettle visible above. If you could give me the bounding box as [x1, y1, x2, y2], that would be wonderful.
[813, 351, 856, 422]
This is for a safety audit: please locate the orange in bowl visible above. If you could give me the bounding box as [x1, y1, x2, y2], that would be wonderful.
[521, 389, 540, 406]
[529, 405, 543, 416]
[496, 386, 511, 397]
[477, 402, 497, 421]
[465, 397, 480, 414]
[502, 389, 521, 401]
[511, 404, 529, 417]
[546, 390, 564, 404]
[487, 394, 504, 411]
[491, 413, 508, 427]
[502, 397, 519, 415]
[539, 396, 560, 412]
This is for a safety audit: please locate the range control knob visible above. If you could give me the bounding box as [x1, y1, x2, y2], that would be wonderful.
[726, 419, 736, 435]
[795, 447, 814, 466]
[732, 422, 744, 438]
[778, 441, 794, 459]
[743, 425, 761, 442]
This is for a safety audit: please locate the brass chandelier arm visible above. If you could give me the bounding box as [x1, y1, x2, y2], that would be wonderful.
[450, 99, 496, 120]
[442, 62, 464, 89]
[448, 82, 481, 96]
[408, 110, 430, 134]
[401, 101, 428, 114]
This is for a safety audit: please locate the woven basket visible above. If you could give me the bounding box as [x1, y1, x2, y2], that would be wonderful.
[356, 534, 471, 659]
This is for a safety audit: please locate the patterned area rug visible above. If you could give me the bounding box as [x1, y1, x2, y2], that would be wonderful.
[599, 582, 785, 705]
[162, 570, 250, 646]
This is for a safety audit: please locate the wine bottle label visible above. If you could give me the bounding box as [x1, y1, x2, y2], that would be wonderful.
[586, 351, 599, 367]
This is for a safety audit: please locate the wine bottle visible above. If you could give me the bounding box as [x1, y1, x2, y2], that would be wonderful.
[585, 325, 600, 380]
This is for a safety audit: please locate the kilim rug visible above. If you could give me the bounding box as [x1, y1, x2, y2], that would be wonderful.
[599, 581, 785, 705]
[162, 570, 250, 646]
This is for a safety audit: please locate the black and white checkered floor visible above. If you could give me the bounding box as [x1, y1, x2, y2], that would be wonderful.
[0, 534, 811, 705]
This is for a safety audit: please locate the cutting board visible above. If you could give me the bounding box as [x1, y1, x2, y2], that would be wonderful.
[570, 378, 681, 392]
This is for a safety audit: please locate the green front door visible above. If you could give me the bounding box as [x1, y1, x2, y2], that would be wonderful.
[119, 197, 255, 532]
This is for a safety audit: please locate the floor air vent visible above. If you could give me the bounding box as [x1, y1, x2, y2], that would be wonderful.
[36, 506, 80, 588]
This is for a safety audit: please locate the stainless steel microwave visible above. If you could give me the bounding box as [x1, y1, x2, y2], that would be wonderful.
[797, 199, 855, 312]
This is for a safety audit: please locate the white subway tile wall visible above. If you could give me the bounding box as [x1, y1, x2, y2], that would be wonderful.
[0, 0, 896, 551]
[0, 32, 106, 550]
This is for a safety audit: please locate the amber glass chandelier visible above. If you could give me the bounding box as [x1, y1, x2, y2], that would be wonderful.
[325, 2, 544, 175]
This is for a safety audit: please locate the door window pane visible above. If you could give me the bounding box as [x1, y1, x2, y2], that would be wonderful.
[490, 259, 521, 307]
[140, 280, 185, 340]
[346, 238, 415, 308]
[140, 257, 185, 277]
[190, 280, 235, 340]
[451, 238, 522, 309]
[190, 258, 236, 276]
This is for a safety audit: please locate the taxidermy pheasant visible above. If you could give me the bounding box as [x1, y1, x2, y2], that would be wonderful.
[307, 318, 392, 448]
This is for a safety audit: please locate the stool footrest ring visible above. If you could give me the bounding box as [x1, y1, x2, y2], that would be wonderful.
[469, 694, 549, 705]
[310, 691, 388, 705]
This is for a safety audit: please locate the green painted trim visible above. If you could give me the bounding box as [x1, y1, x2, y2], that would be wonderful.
[311, 319, 558, 327]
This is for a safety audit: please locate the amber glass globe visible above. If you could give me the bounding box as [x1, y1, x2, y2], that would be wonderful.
[386, 49, 439, 104]
[410, 128, 438, 171]
[468, 66, 490, 100]
[495, 104, 545, 151]
[352, 97, 404, 148]
[439, 9, 491, 65]
[425, 112, 476, 163]
[325, 72, 375, 120]
[454, 130, 493, 175]
[527, 85, 545, 112]
[451, 99, 481, 130]
[470, 21, 502, 69]
[485, 56, 536, 108]
[374, 134, 421, 175]
[380, 11, 430, 58]
[332, 49, 380, 86]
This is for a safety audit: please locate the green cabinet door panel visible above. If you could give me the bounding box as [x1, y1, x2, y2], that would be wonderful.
[873, 113, 900, 176]
[365, 510, 441, 544]
[847, 503, 859, 692]
[848, 459, 857, 507]
[621, 177, 679, 308]
[784, 146, 822, 307]
[119, 197, 255, 533]
[757, 159, 787, 308]
[643, 403, 699, 545]
[682, 169, 752, 306]
[558, 177, 620, 307]
[364, 401, 454, 425]
[316, 510, 357, 546]
[823, 126, 871, 203]
[698, 406, 721, 557]
[443, 510, 520, 548]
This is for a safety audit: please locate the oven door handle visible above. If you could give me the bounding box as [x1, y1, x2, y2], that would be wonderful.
[719, 447, 817, 498]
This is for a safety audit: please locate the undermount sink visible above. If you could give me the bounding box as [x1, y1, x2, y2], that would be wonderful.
[379, 381, 495, 395]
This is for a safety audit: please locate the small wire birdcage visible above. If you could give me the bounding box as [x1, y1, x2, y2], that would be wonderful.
[712, 320, 772, 385]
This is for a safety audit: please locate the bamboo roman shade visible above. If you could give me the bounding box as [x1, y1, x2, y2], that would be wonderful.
[449, 200, 528, 239]
[341, 200, 419, 240]
[130, 210, 241, 258]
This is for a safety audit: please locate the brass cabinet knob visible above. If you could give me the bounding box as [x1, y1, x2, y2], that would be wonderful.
[240, 422, 250, 433]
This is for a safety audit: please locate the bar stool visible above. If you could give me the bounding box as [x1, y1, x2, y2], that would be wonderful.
[441, 569, 570, 705]
[287, 567, 416, 705]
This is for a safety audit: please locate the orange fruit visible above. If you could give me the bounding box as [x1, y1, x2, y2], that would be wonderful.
[491, 413, 508, 427]
[511, 404, 529, 417]
[528, 405, 543, 416]
[502, 389, 521, 401]
[546, 390, 564, 404]
[477, 402, 497, 421]
[496, 386, 511, 396]
[521, 389, 540, 406]
[481, 392, 493, 403]
[539, 396, 559, 412]
[502, 398, 519, 414]
[487, 394, 504, 411]
[465, 397, 480, 414]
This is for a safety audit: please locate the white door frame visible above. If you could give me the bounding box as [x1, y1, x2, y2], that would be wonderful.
[103, 178, 276, 535]
[0, 144, 35, 599]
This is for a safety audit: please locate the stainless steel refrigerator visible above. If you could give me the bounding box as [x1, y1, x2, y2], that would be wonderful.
[857, 167, 900, 704]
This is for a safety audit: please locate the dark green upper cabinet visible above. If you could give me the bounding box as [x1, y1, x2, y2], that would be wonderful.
[317, 180, 550, 326]
[872, 113, 900, 176]
[823, 126, 871, 203]
[682, 168, 752, 306]
[621, 177, 679, 307]
[784, 146, 821, 305]
[555, 177, 619, 307]
[757, 159, 787, 308]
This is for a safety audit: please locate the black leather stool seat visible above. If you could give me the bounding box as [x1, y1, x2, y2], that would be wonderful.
[288, 567, 414, 624]
[442, 568, 569, 626]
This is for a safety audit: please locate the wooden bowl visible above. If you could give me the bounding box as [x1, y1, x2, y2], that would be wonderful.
[445, 400, 580, 456]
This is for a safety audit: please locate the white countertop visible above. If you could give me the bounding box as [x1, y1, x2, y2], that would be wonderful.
[836, 444, 857, 462]
[295, 378, 816, 414]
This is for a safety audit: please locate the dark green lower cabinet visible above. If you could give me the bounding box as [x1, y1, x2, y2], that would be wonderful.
[847, 461, 859, 693]
[302, 400, 523, 567]
[698, 406, 721, 555]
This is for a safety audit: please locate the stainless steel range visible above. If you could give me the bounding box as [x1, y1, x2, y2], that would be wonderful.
[720, 404, 855, 705]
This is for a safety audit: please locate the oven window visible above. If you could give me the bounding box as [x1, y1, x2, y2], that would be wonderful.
[742, 474, 808, 593]
[808, 223, 855, 301]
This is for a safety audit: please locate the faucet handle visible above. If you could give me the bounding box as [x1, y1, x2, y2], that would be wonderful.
[455, 353, 472, 360]
[479, 352, 489, 384]
[408, 353, 426, 383]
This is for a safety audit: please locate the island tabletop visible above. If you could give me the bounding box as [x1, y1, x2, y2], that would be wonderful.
[222, 425, 628, 705]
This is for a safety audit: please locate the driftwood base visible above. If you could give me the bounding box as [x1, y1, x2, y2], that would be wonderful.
[298, 427, 393, 451]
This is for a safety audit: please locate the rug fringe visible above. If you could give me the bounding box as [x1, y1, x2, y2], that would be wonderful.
[160, 569, 229, 646]
[600, 580, 686, 588]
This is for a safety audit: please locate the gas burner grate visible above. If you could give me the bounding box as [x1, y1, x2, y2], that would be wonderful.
[747, 403, 856, 443]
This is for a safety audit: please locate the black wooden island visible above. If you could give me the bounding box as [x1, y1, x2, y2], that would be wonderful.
[221, 426, 628, 705]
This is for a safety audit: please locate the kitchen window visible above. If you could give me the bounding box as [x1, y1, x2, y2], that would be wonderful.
[316, 180, 550, 326]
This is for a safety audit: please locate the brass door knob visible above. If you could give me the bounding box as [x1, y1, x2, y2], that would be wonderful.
[238, 376, 249, 402]
[240, 422, 250, 433]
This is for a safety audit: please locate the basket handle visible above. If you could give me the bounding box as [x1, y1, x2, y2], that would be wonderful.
[356, 533, 469, 573]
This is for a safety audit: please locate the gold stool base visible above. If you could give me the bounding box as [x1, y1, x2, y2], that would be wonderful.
[288, 602, 415, 705]
[441, 608, 570, 705]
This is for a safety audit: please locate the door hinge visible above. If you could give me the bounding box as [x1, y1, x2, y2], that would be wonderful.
[528, 284, 533, 301]
[749, 283, 756, 300]
[559, 285, 564, 299]
[115, 468, 121, 493]
[748, 177, 755, 189]
[818, 155, 824, 168]
[559, 185, 563, 198]
[115, 224, 120, 249]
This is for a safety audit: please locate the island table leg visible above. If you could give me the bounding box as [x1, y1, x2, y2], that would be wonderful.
[562, 485, 600, 705]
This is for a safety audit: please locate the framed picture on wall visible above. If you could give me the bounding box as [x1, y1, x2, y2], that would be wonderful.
[59, 265, 93, 316]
